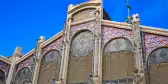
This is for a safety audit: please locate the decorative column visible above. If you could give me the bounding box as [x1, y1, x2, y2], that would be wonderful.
[32, 36, 46, 84]
[93, 2, 103, 84]
[132, 14, 144, 84]
[6, 47, 22, 84]
[56, 24, 66, 84]
[62, 4, 72, 84]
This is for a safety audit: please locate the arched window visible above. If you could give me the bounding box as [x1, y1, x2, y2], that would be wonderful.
[38, 50, 61, 84]
[67, 31, 94, 83]
[0, 69, 5, 84]
[103, 38, 134, 84]
[14, 67, 32, 84]
[147, 47, 168, 84]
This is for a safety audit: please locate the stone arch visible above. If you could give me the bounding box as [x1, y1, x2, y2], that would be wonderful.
[70, 29, 94, 42]
[67, 30, 94, 83]
[14, 67, 32, 84]
[102, 37, 134, 51]
[0, 69, 6, 84]
[146, 46, 168, 84]
[71, 8, 96, 22]
[38, 50, 61, 84]
[102, 37, 134, 84]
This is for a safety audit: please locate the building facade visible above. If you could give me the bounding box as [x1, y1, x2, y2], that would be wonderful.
[1, 0, 168, 84]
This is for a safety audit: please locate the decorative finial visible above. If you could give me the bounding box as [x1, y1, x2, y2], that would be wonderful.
[14, 46, 22, 57]
[126, 0, 132, 23]
[132, 13, 140, 23]
[38, 36, 46, 44]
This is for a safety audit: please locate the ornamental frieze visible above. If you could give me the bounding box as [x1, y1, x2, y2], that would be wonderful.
[42, 37, 63, 54]
[144, 33, 168, 56]
[70, 21, 95, 37]
[102, 26, 132, 46]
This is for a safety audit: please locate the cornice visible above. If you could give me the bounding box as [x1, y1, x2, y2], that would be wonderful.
[16, 49, 35, 64]
[68, 1, 100, 14]
[102, 20, 132, 30]
[16, 31, 63, 64]
[0, 56, 11, 65]
[41, 30, 63, 48]
[102, 20, 168, 36]
[71, 18, 95, 26]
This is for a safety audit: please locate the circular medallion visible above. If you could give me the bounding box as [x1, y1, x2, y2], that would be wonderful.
[71, 31, 94, 56]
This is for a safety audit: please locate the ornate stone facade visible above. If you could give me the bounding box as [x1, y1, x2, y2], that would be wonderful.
[1, 0, 168, 84]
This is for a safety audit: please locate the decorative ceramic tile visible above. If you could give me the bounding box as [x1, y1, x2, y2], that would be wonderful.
[16, 57, 32, 73]
[42, 37, 63, 53]
[102, 26, 132, 46]
[144, 33, 168, 56]
[0, 61, 10, 74]
[70, 21, 95, 36]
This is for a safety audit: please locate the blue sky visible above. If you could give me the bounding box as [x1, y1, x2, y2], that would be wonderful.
[0, 0, 168, 56]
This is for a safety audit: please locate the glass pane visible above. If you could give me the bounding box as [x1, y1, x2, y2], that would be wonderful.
[149, 48, 168, 65]
[14, 68, 32, 84]
[104, 38, 133, 53]
[71, 31, 94, 57]
[42, 50, 60, 64]
[0, 70, 5, 84]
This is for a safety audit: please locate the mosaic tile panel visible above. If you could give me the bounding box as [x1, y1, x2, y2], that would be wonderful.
[0, 61, 10, 74]
[16, 57, 32, 73]
[42, 37, 63, 53]
[144, 33, 168, 56]
[102, 26, 132, 46]
[70, 21, 95, 36]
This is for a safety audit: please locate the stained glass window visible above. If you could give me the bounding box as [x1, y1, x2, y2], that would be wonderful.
[104, 38, 133, 53]
[103, 38, 134, 83]
[38, 50, 61, 84]
[41, 50, 60, 64]
[14, 68, 32, 84]
[71, 31, 94, 56]
[68, 31, 94, 83]
[148, 48, 168, 84]
[0, 70, 5, 84]
[148, 48, 168, 65]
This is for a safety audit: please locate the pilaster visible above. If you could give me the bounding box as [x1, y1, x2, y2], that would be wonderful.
[32, 36, 46, 84]
[93, 3, 103, 84]
[6, 47, 22, 84]
[62, 10, 72, 84]
[132, 14, 144, 84]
